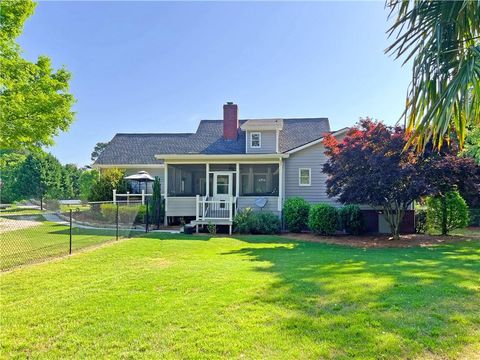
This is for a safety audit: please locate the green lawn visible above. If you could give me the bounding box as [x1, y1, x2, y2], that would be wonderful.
[1, 234, 479, 359]
[0, 220, 132, 270]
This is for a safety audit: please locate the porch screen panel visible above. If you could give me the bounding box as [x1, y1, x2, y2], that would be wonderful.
[167, 164, 206, 196]
[239, 164, 279, 196]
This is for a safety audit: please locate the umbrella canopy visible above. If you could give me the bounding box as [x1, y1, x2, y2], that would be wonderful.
[124, 171, 155, 182]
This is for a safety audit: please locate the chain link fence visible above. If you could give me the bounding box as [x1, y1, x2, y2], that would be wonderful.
[0, 198, 164, 271]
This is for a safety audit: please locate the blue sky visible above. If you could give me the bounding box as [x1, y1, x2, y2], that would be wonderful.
[19, 1, 410, 166]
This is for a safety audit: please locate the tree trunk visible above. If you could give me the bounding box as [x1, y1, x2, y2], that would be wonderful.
[383, 201, 406, 240]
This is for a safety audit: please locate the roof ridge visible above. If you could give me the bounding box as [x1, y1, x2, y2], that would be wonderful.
[115, 132, 193, 136]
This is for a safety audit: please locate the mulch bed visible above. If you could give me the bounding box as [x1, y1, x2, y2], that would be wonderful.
[280, 228, 480, 248]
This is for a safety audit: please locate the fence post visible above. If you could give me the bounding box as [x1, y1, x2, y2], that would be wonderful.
[113, 189, 117, 204]
[141, 189, 145, 205]
[145, 198, 149, 233]
[157, 197, 161, 228]
[69, 209, 72, 255]
[116, 203, 119, 240]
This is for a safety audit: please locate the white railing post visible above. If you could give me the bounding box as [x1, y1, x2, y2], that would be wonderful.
[229, 196, 233, 221]
[196, 195, 200, 221]
[113, 189, 117, 204]
[206, 163, 210, 197]
[202, 198, 206, 219]
[126, 191, 130, 205]
[141, 189, 145, 205]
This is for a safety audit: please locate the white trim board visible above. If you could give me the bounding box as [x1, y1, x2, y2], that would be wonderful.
[93, 164, 165, 169]
[286, 127, 349, 155]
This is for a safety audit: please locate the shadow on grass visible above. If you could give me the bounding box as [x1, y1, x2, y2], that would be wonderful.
[138, 232, 297, 243]
[223, 239, 480, 358]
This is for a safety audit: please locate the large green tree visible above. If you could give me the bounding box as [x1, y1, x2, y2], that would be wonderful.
[78, 169, 99, 201]
[14, 152, 64, 202]
[386, 0, 480, 150]
[0, 0, 75, 151]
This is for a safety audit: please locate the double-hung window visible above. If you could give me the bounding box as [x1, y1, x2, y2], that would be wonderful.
[298, 168, 311, 186]
[250, 132, 261, 148]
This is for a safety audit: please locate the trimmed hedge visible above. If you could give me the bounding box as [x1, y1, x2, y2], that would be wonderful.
[339, 205, 365, 235]
[283, 197, 310, 232]
[100, 204, 146, 224]
[308, 203, 338, 235]
[234, 208, 280, 234]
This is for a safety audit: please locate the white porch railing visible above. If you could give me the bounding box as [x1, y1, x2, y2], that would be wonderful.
[195, 195, 235, 222]
[113, 189, 152, 205]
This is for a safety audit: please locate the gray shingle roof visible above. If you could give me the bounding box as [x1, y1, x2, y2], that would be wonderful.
[95, 118, 330, 165]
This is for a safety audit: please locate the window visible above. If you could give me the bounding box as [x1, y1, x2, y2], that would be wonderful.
[168, 164, 206, 196]
[240, 164, 278, 196]
[299, 168, 311, 186]
[250, 132, 261, 148]
[215, 174, 230, 195]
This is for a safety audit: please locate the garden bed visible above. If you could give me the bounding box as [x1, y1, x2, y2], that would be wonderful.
[281, 227, 480, 248]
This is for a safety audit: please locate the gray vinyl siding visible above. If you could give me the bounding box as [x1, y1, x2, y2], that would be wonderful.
[246, 130, 277, 154]
[166, 197, 197, 216]
[284, 143, 341, 206]
[123, 167, 165, 194]
[237, 196, 279, 215]
[166, 196, 280, 217]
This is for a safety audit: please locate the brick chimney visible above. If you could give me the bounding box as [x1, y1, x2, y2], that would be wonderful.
[223, 102, 238, 140]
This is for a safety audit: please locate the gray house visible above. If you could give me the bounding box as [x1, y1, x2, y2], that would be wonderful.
[94, 102, 413, 234]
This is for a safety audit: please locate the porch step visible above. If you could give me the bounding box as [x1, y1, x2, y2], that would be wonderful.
[190, 219, 233, 226]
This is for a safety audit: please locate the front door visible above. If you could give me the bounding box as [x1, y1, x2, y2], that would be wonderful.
[213, 172, 233, 200]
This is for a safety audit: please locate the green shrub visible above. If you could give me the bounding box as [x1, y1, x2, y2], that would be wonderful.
[415, 209, 427, 234]
[234, 208, 254, 234]
[207, 221, 217, 235]
[251, 212, 281, 234]
[339, 205, 365, 235]
[148, 177, 164, 226]
[308, 204, 338, 235]
[136, 205, 147, 223]
[234, 208, 280, 234]
[100, 203, 146, 224]
[283, 197, 310, 232]
[426, 191, 469, 235]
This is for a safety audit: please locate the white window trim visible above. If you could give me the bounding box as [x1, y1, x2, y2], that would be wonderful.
[298, 168, 311, 186]
[250, 132, 262, 148]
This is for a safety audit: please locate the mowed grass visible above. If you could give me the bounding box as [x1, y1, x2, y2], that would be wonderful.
[0, 220, 130, 270]
[1, 234, 479, 359]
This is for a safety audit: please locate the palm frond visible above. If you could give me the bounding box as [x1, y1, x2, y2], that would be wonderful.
[386, 0, 480, 150]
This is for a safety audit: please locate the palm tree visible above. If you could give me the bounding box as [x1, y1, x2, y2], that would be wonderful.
[386, 0, 480, 150]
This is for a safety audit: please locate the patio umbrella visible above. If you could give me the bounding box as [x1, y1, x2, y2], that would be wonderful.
[124, 171, 155, 193]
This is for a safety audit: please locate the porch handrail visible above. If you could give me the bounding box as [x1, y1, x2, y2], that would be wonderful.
[196, 195, 235, 221]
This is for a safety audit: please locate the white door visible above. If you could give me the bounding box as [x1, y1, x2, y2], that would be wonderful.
[213, 172, 233, 200]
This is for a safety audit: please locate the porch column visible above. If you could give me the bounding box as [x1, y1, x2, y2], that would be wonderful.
[278, 159, 283, 211]
[164, 162, 168, 226]
[236, 163, 240, 197]
[206, 163, 210, 197]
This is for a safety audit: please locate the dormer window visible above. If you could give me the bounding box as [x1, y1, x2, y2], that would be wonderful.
[250, 132, 261, 148]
